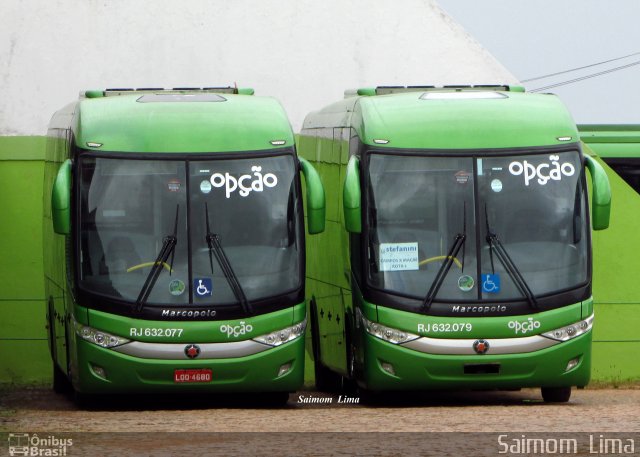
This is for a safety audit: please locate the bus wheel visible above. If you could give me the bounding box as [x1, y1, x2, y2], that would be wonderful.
[357, 387, 380, 405]
[310, 300, 342, 393]
[53, 364, 72, 394]
[48, 300, 72, 395]
[541, 387, 572, 403]
[74, 390, 97, 409]
[261, 392, 290, 407]
[341, 325, 358, 396]
[313, 346, 342, 393]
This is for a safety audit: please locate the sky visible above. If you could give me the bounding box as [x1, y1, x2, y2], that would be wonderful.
[438, 0, 640, 125]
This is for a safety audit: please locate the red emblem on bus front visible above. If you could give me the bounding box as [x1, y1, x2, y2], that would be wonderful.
[473, 339, 489, 354]
[185, 344, 200, 359]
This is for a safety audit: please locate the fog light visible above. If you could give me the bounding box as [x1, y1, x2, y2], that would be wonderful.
[565, 357, 580, 372]
[91, 364, 107, 380]
[277, 362, 292, 377]
[381, 362, 395, 376]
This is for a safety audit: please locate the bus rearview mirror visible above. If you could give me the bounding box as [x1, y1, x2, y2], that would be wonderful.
[299, 157, 326, 234]
[585, 155, 611, 231]
[52, 159, 72, 235]
[343, 155, 361, 233]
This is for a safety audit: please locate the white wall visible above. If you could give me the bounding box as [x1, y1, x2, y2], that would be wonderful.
[0, 0, 518, 135]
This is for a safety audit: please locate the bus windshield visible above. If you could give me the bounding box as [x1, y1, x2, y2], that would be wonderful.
[365, 150, 588, 305]
[78, 153, 302, 309]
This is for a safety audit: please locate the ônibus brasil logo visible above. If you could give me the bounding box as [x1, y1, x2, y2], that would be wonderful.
[209, 166, 278, 198]
[8, 433, 73, 456]
[508, 155, 575, 186]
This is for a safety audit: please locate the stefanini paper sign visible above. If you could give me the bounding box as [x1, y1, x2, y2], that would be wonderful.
[379, 242, 419, 271]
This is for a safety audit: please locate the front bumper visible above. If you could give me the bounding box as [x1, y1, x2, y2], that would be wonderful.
[360, 330, 591, 391]
[72, 336, 304, 394]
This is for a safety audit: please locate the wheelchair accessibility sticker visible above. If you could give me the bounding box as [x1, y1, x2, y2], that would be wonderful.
[194, 278, 213, 297]
[482, 273, 500, 293]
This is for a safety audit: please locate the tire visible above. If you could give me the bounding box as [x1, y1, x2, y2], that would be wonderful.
[74, 390, 97, 409]
[52, 363, 72, 394]
[48, 300, 72, 394]
[341, 320, 358, 396]
[356, 386, 381, 405]
[46, 298, 56, 362]
[541, 386, 572, 403]
[260, 392, 291, 407]
[310, 300, 343, 393]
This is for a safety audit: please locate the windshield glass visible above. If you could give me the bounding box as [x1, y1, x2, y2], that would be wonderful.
[189, 156, 301, 305]
[366, 150, 587, 304]
[478, 152, 587, 300]
[78, 154, 302, 308]
[367, 154, 477, 301]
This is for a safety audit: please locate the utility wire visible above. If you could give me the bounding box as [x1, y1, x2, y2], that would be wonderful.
[530, 59, 640, 92]
[522, 51, 640, 82]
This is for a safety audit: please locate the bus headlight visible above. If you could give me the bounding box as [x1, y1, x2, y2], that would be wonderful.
[74, 320, 130, 348]
[357, 309, 419, 344]
[542, 314, 594, 342]
[252, 318, 307, 347]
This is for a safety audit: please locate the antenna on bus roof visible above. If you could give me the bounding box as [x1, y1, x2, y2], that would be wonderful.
[82, 86, 255, 98]
[346, 85, 525, 98]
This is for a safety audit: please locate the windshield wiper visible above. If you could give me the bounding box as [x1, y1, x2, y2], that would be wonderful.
[484, 205, 538, 310]
[422, 202, 467, 312]
[205, 203, 252, 315]
[136, 205, 179, 312]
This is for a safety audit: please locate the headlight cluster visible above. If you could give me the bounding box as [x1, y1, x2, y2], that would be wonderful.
[542, 314, 594, 342]
[74, 320, 130, 348]
[252, 318, 306, 347]
[357, 308, 419, 344]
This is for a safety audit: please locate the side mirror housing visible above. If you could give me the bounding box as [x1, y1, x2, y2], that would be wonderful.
[299, 157, 325, 234]
[343, 155, 361, 233]
[585, 155, 611, 230]
[52, 159, 72, 235]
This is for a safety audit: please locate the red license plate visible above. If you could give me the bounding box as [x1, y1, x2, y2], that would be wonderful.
[174, 369, 212, 383]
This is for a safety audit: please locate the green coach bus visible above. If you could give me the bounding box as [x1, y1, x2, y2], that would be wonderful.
[44, 87, 325, 404]
[300, 85, 611, 402]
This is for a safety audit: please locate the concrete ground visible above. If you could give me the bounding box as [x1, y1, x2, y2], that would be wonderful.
[1, 387, 639, 456]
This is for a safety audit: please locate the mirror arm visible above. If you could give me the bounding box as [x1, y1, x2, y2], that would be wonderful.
[343, 155, 362, 233]
[584, 155, 611, 231]
[299, 157, 326, 234]
[52, 159, 72, 235]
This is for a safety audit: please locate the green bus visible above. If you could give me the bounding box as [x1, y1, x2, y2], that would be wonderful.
[300, 85, 611, 402]
[44, 87, 325, 404]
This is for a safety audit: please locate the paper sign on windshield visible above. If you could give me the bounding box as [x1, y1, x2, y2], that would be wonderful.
[379, 243, 419, 272]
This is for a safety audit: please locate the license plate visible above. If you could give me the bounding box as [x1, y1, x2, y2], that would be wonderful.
[174, 369, 212, 383]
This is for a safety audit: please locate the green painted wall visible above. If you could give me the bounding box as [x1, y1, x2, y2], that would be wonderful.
[579, 124, 640, 159]
[0, 136, 50, 384]
[591, 156, 640, 383]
